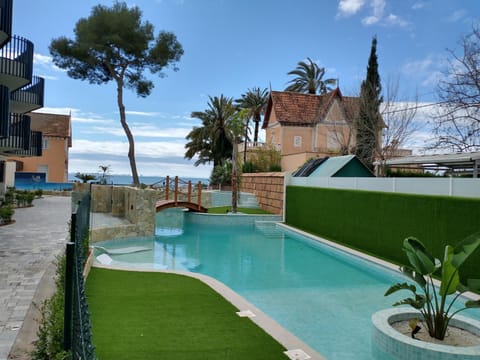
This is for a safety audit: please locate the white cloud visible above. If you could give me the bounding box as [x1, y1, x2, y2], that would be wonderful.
[337, 0, 366, 17]
[36, 74, 58, 81]
[361, 0, 385, 24]
[73, 116, 116, 125]
[33, 53, 62, 72]
[447, 9, 467, 23]
[411, 1, 425, 10]
[71, 139, 186, 158]
[385, 13, 409, 27]
[80, 124, 190, 138]
[68, 137, 212, 177]
[124, 110, 162, 117]
[401, 55, 447, 87]
[362, 16, 379, 25]
[33, 106, 78, 115]
[338, 0, 410, 29]
[401, 57, 434, 76]
[69, 157, 211, 178]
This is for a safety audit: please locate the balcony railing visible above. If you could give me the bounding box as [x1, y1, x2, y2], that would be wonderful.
[11, 75, 45, 113]
[0, 0, 13, 47]
[238, 141, 281, 152]
[0, 114, 42, 156]
[0, 35, 34, 91]
[0, 113, 30, 150]
[0, 84, 9, 137]
[13, 129, 42, 156]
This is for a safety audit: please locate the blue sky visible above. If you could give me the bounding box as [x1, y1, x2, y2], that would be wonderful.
[12, 0, 479, 178]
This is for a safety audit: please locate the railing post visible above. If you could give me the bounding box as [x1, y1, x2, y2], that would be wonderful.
[165, 176, 169, 200]
[187, 181, 192, 203]
[174, 176, 178, 205]
[63, 241, 75, 351]
[197, 181, 202, 210]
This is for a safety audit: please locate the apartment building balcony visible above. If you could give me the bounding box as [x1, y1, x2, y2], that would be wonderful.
[0, 114, 42, 156]
[10, 75, 44, 113]
[11, 130, 42, 156]
[0, 35, 33, 91]
[0, 84, 9, 137]
[0, 0, 13, 47]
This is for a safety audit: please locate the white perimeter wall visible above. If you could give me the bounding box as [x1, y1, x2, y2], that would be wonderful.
[286, 174, 480, 199]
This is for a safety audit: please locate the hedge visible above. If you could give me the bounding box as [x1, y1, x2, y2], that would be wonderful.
[285, 186, 480, 282]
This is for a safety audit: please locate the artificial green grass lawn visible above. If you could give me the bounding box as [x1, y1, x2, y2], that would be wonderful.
[87, 268, 287, 360]
[208, 206, 271, 214]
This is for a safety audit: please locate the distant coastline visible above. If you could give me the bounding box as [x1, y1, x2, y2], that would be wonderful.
[68, 173, 209, 186]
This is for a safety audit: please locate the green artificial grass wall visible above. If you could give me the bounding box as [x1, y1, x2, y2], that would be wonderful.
[285, 186, 480, 282]
[87, 268, 287, 360]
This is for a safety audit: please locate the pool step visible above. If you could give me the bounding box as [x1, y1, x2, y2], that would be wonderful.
[254, 221, 283, 238]
[238, 193, 260, 208]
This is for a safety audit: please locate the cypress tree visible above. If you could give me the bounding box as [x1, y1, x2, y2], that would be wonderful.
[355, 36, 383, 171]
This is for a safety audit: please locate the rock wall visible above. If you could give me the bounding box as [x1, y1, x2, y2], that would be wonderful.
[74, 184, 157, 242]
[240, 172, 285, 215]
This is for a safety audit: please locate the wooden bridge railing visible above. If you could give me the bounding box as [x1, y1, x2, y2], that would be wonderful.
[151, 176, 204, 210]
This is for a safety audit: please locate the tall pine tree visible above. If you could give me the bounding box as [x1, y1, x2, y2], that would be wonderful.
[355, 36, 383, 171]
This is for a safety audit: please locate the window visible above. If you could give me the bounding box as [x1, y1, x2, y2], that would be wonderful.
[43, 138, 49, 150]
[293, 135, 302, 147]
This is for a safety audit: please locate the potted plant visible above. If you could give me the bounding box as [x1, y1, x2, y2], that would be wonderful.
[372, 233, 480, 359]
[384, 234, 480, 339]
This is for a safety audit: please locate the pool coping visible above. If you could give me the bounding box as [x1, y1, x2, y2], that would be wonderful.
[92, 263, 326, 360]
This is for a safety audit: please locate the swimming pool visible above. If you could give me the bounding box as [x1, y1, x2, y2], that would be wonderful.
[94, 209, 480, 360]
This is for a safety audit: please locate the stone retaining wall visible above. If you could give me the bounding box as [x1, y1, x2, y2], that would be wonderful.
[240, 172, 285, 215]
[73, 183, 157, 242]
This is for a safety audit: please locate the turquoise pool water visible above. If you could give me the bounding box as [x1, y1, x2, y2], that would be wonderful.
[95, 209, 480, 360]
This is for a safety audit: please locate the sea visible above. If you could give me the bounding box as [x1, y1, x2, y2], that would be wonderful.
[67, 173, 209, 186]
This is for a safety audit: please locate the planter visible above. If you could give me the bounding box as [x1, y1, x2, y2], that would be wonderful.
[372, 308, 480, 360]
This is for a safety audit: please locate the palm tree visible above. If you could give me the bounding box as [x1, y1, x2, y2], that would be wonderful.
[225, 109, 248, 214]
[185, 95, 236, 167]
[285, 57, 337, 94]
[235, 87, 269, 146]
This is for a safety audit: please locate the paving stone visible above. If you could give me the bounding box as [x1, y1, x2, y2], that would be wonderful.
[0, 196, 70, 359]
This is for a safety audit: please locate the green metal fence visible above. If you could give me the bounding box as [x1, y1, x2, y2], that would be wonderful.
[64, 192, 97, 360]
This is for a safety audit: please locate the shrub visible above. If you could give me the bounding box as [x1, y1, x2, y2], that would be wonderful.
[35, 189, 44, 198]
[4, 188, 14, 205]
[244, 146, 281, 172]
[0, 205, 14, 223]
[269, 164, 282, 172]
[242, 161, 258, 173]
[26, 192, 35, 206]
[210, 162, 232, 186]
[31, 255, 70, 360]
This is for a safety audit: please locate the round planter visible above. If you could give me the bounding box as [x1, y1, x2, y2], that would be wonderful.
[371, 308, 480, 360]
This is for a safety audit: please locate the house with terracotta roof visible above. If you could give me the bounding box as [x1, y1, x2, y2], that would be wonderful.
[258, 88, 382, 172]
[9, 112, 72, 183]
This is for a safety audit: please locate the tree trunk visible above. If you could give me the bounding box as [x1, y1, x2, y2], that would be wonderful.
[231, 142, 238, 214]
[116, 82, 140, 186]
[243, 118, 249, 162]
[253, 113, 261, 145]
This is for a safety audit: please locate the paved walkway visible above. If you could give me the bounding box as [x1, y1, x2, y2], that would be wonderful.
[0, 196, 71, 360]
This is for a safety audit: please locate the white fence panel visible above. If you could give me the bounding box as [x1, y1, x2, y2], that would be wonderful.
[452, 178, 480, 198]
[287, 176, 480, 199]
[394, 178, 451, 196]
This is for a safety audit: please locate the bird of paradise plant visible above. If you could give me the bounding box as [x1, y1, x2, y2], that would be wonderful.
[385, 233, 480, 340]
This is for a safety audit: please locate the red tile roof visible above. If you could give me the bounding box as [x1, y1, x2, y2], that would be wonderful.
[262, 88, 361, 129]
